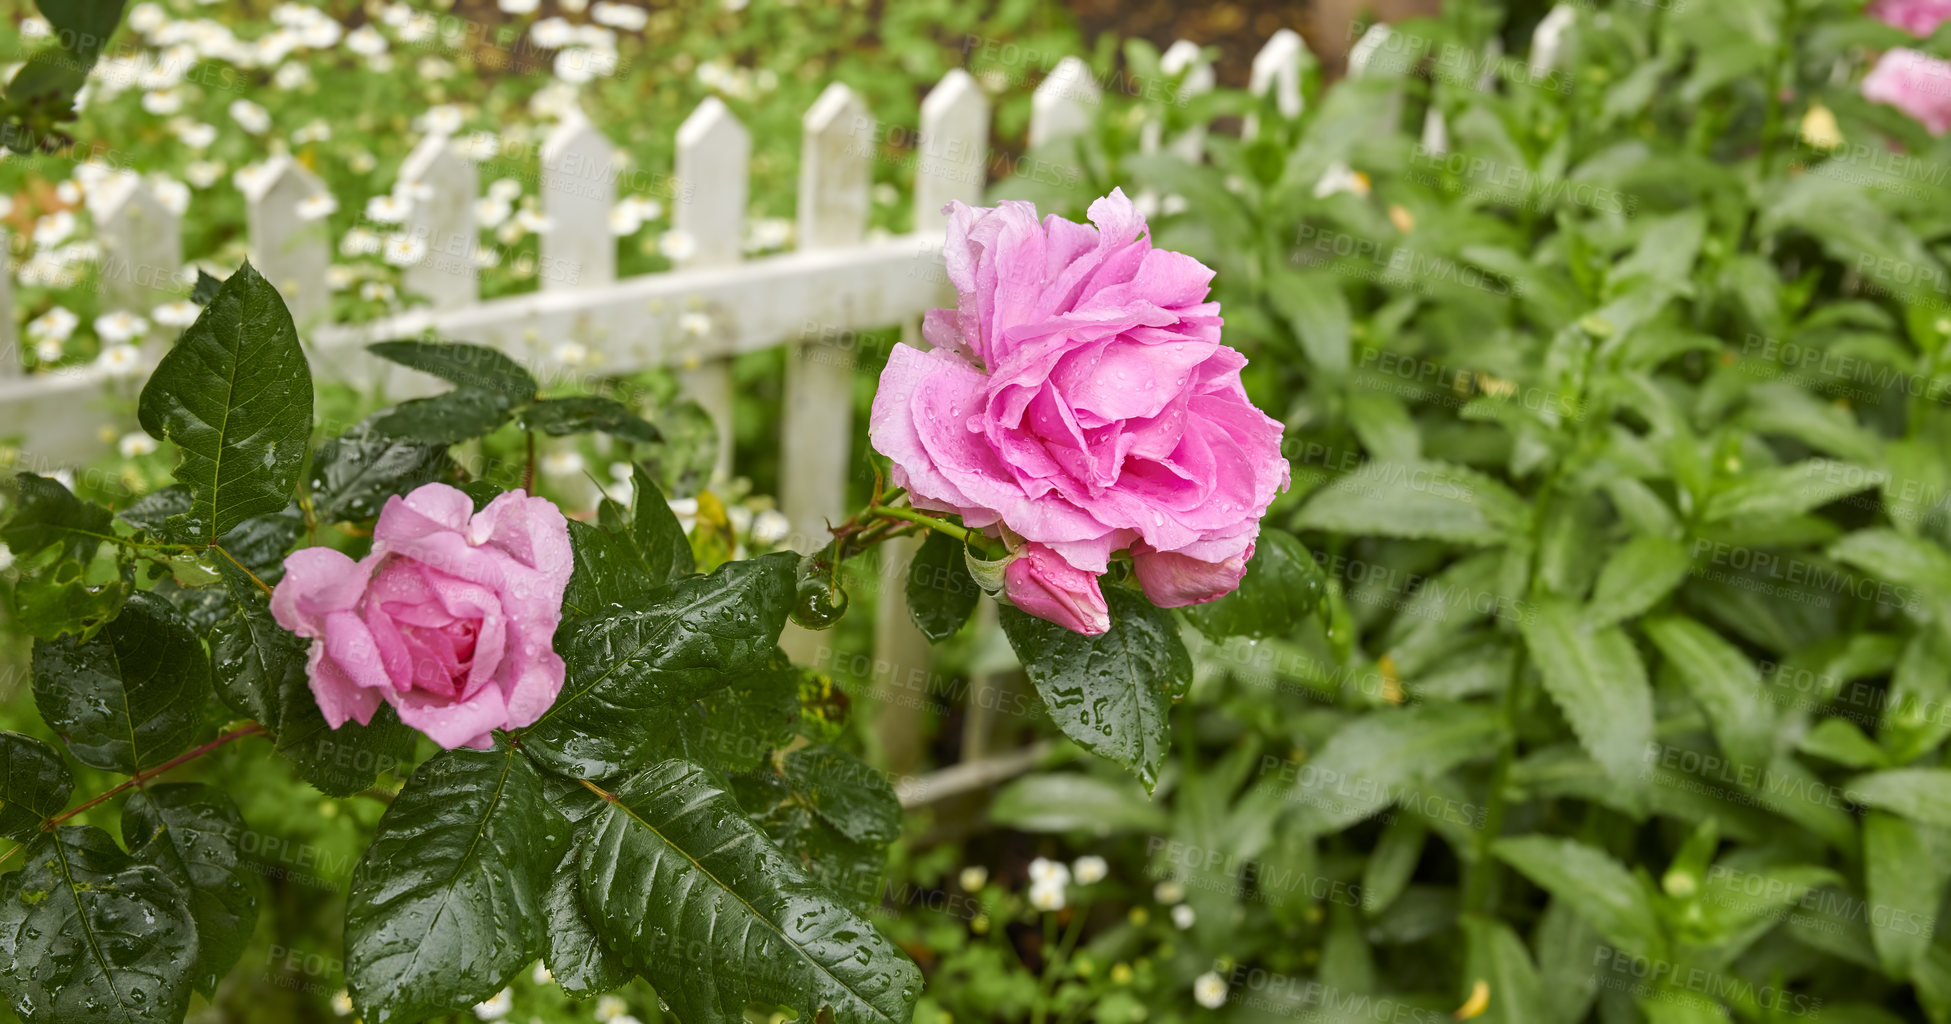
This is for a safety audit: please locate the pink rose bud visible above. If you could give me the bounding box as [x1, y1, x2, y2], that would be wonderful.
[1870, 0, 1951, 36]
[270, 483, 573, 750]
[1864, 48, 1951, 135]
[868, 189, 1288, 633]
[1132, 543, 1253, 609]
[1003, 544, 1110, 635]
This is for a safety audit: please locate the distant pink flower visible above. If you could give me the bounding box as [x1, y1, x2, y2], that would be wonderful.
[1864, 48, 1951, 135]
[1004, 543, 1111, 635]
[271, 483, 572, 749]
[870, 189, 1288, 633]
[1870, 0, 1951, 36]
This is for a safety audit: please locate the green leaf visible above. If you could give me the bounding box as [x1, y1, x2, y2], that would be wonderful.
[368, 340, 539, 400]
[2, 473, 114, 563]
[1865, 811, 1951, 978]
[905, 530, 979, 642]
[1586, 534, 1690, 627]
[345, 743, 568, 1024]
[188, 269, 224, 305]
[307, 424, 454, 523]
[1181, 529, 1327, 641]
[562, 519, 654, 619]
[1846, 769, 1951, 827]
[541, 851, 632, 996]
[1828, 529, 1951, 618]
[1799, 718, 1888, 769]
[578, 758, 922, 1024]
[1268, 268, 1352, 374]
[3, 474, 131, 640]
[121, 783, 258, 998]
[1879, 625, 1951, 763]
[1461, 917, 1548, 1024]
[1000, 588, 1192, 793]
[0, 730, 71, 842]
[32, 591, 210, 773]
[1520, 599, 1654, 804]
[519, 396, 661, 443]
[630, 466, 694, 584]
[1287, 703, 1505, 834]
[523, 552, 798, 778]
[1493, 835, 1666, 960]
[209, 563, 417, 796]
[1702, 459, 1882, 524]
[783, 743, 902, 845]
[988, 772, 1169, 835]
[0, 825, 198, 1024]
[1294, 460, 1527, 546]
[136, 261, 314, 545]
[370, 390, 517, 446]
[1643, 617, 1774, 769]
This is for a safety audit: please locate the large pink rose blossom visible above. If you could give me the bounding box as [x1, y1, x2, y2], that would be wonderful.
[871, 189, 1288, 633]
[271, 483, 573, 750]
[1865, 48, 1951, 135]
[1870, 0, 1951, 36]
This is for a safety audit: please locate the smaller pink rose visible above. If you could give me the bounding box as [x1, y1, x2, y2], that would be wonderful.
[1004, 543, 1110, 636]
[270, 483, 573, 750]
[1870, 0, 1951, 36]
[1132, 543, 1253, 609]
[1864, 47, 1951, 135]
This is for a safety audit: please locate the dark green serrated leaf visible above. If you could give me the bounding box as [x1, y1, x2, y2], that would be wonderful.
[1587, 534, 1691, 628]
[541, 850, 633, 996]
[3, 472, 115, 562]
[520, 396, 661, 443]
[905, 530, 979, 642]
[121, 783, 258, 998]
[562, 519, 650, 618]
[0, 825, 198, 1024]
[368, 340, 539, 400]
[1493, 835, 1666, 961]
[1294, 460, 1527, 545]
[1000, 588, 1192, 793]
[1703, 460, 1882, 524]
[8, 552, 133, 642]
[1644, 617, 1775, 770]
[345, 743, 568, 1024]
[524, 552, 797, 778]
[1289, 704, 1506, 834]
[783, 743, 902, 845]
[370, 390, 517, 446]
[136, 261, 314, 545]
[757, 802, 889, 912]
[0, 730, 71, 842]
[1520, 599, 1653, 806]
[631, 465, 693, 583]
[578, 758, 921, 1024]
[188, 269, 224, 305]
[32, 591, 209, 773]
[1181, 529, 1327, 641]
[1846, 769, 1951, 827]
[307, 425, 454, 523]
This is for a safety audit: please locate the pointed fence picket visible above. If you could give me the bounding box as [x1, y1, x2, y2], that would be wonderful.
[0, 24, 1475, 806]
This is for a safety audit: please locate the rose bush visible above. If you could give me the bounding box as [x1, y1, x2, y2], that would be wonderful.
[869, 188, 1289, 634]
[271, 483, 571, 750]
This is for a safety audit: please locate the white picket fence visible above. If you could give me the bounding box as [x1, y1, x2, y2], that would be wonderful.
[0, 16, 1563, 804]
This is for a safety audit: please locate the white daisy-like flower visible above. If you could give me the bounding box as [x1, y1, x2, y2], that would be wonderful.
[608, 204, 643, 236]
[418, 56, 454, 80]
[272, 62, 311, 90]
[473, 246, 501, 269]
[514, 209, 553, 234]
[495, 221, 524, 247]
[458, 131, 499, 161]
[563, 0, 589, 11]
[151, 300, 200, 327]
[33, 211, 76, 247]
[679, 312, 712, 338]
[382, 233, 428, 267]
[957, 865, 988, 892]
[141, 88, 183, 115]
[1154, 879, 1185, 904]
[20, 15, 50, 36]
[592, 1, 649, 30]
[360, 281, 395, 302]
[1073, 856, 1108, 885]
[175, 121, 217, 148]
[531, 17, 575, 49]
[1028, 879, 1066, 912]
[229, 99, 271, 134]
[97, 344, 144, 376]
[0, 544, 14, 572]
[751, 509, 791, 547]
[153, 179, 189, 215]
[0, 195, 12, 219]
[594, 994, 630, 1023]
[300, 17, 341, 48]
[660, 229, 698, 263]
[622, 196, 663, 222]
[118, 432, 159, 458]
[365, 194, 411, 223]
[233, 163, 273, 195]
[471, 987, 512, 1020]
[1193, 972, 1228, 1010]
[1312, 160, 1371, 199]
[345, 25, 387, 56]
[748, 217, 792, 251]
[488, 178, 523, 203]
[872, 182, 899, 207]
[330, 990, 354, 1016]
[54, 180, 82, 205]
[95, 311, 150, 343]
[1171, 903, 1196, 930]
[419, 104, 464, 135]
[541, 450, 585, 477]
[499, 0, 540, 12]
[128, 2, 167, 34]
[326, 265, 356, 290]
[185, 160, 225, 189]
[530, 961, 552, 985]
[341, 227, 382, 256]
[297, 193, 339, 221]
[1029, 857, 1071, 887]
[348, 150, 378, 174]
[554, 341, 588, 364]
[293, 119, 332, 144]
[665, 496, 697, 532]
[34, 338, 64, 363]
[26, 306, 78, 343]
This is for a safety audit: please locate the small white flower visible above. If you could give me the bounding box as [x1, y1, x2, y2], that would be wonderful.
[679, 312, 712, 338]
[118, 432, 159, 458]
[541, 450, 586, 477]
[1312, 160, 1371, 199]
[1171, 903, 1196, 930]
[1073, 856, 1108, 885]
[348, 150, 378, 174]
[382, 234, 428, 267]
[151, 300, 200, 327]
[272, 61, 311, 90]
[330, 989, 354, 1016]
[562, 0, 589, 11]
[592, 2, 649, 30]
[0, 195, 11, 219]
[458, 131, 499, 161]
[95, 311, 150, 343]
[1028, 879, 1066, 912]
[660, 229, 698, 263]
[499, 0, 540, 12]
[530, 961, 552, 985]
[365, 194, 411, 224]
[514, 209, 553, 234]
[1154, 879, 1185, 904]
[341, 227, 382, 256]
[751, 509, 791, 547]
[608, 204, 643, 236]
[531, 16, 575, 49]
[748, 217, 792, 251]
[622, 196, 663, 222]
[20, 16, 50, 37]
[152, 179, 189, 215]
[473, 247, 501, 269]
[594, 995, 630, 1023]
[34, 339, 64, 362]
[666, 496, 697, 532]
[346, 25, 387, 56]
[957, 865, 988, 892]
[489, 177, 523, 203]
[128, 2, 166, 34]
[26, 307, 78, 344]
[554, 341, 588, 365]
[1193, 971, 1228, 1010]
[97, 344, 143, 376]
[326, 265, 356, 290]
[471, 987, 512, 1020]
[185, 160, 225, 188]
[54, 180, 83, 205]
[1029, 858, 1071, 887]
[419, 104, 464, 135]
[472, 197, 512, 229]
[0, 545, 14, 573]
[297, 193, 339, 221]
[141, 88, 183, 115]
[229, 99, 271, 134]
[418, 55, 455, 80]
[175, 121, 217, 148]
[360, 281, 395, 302]
[872, 182, 899, 207]
[33, 211, 76, 247]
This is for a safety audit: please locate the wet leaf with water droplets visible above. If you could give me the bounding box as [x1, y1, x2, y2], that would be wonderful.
[32, 591, 209, 774]
[121, 784, 258, 998]
[1180, 529, 1328, 642]
[0, 731, 71, 843]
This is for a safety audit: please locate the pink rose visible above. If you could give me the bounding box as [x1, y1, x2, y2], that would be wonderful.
[1864, 48, 1951, 135]
[870, 189, 1288, 633]
[1870, 0, 1951, 35]
[271, 483, 573, 750]
[1004, 543, 1111, 635]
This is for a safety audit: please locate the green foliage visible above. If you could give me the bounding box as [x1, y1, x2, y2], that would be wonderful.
[31, 591, 209, 774]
